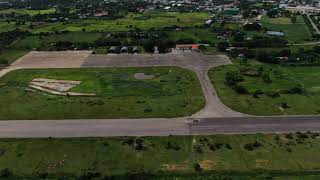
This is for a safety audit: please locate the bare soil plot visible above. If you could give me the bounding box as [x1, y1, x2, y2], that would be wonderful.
[28, 78, 96, 96]
[11, 50, 92, 68]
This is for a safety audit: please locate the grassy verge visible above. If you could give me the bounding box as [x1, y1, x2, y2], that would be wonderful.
[262, 15, 312, 43]
[0, 67, 205, 119]
[0, 133, 320, 179]
[209, 60, 320, 115]
[0, 49, 29, 64]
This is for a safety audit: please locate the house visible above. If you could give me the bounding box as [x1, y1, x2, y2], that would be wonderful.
[176, 44, 200, 51]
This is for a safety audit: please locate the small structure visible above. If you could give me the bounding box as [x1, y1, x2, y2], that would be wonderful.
[108, 46, 117, 53]
[286, 6, 320, 14]
[121, 46, 128, 53]
[176, 44, 200, 51]
[133, 46, 140, 54]
[206, 19, 213, 25]
[266, 31, 285, 36]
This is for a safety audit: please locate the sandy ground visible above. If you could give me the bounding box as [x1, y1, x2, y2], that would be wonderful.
[0, 51, 92, 78]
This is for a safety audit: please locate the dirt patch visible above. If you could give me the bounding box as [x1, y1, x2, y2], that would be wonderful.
[162, 163, 188, 171]
[30, 78, 81, 92]
[29, 78, 95, 96]
[199, 160, 216, 170]
[255, 159, 270, 168]
[133, 73, 154, 80]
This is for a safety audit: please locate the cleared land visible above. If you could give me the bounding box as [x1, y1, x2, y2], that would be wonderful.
[262, 15, 312, 43]
[0, 67, 205, 119]
[0, 133, 320, 179]
[209, 61, 320, 115]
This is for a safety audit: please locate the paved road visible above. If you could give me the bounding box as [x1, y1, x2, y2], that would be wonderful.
[308, 14, 320, 34]
[0, 116, 319, 137]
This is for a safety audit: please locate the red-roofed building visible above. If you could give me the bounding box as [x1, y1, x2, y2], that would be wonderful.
[176, 44, 200, 51]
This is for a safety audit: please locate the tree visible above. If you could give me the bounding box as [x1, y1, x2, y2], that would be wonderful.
[217, 42, 229, 52]
[143, 38, 156, 53]
[225, 71, 244, 87]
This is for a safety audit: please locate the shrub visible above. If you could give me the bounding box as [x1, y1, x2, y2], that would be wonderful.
[285, 133, 294, 139]
[288, 83, 305, 94]
[0, 58, 8, 65]
[135, 138, 145, 151]
[166, 142, 181, 151]
[234, 85, 248, 94]
[266, 91, 280, 98]
[194, 163, 202, 172]
[280, 102, 290, 109]
[0, 168, 12, 177]
[296, 132, 309, 139]
[144, 108, 153, 112]
[78, 171, 101, 180]
[225, 71, 244, 87]
[253, 89, 263, 98]
[194, 145, 203, 154]
[244, 143, 254, 151]
[244, 141, 262, 151]
[262, 73, 272, 83]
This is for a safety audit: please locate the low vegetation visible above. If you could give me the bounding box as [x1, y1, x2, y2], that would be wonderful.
[0, 133, 319, 179]
[209, 59, 320, 115]
[0, 67, 205, 119]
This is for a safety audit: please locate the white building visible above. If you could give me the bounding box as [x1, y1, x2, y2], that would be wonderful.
[286, 6, 320, 14]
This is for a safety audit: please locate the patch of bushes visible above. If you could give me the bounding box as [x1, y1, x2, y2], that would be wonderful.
[165, 142, 181, 151]
[243, 141, 263, 151]
[0, 58, 8, 65]
[0, 168, 12, 178]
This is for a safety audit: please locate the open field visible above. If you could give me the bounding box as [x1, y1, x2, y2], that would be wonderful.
[10, 32, 103, 50]
[1, 12, 209, 33]
[0, 8, 56, 15]
[0, 67, 205, 119]
[0, 133, 320, 179]
[167, 28, 219, 43]
[29, 12, 209, 33]
[262, 15, 312, 43]
[209, 61, 320, 115]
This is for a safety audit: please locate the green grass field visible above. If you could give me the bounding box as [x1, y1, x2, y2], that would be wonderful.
[28, 12, 209, 33]
[167, 28, 219, 43]
[209, 61, 320, 115]
[0, 133, 320, 179]
[0, 49, 29, 64]
[0, 8, 56, 16]
[262, 15, 312, 43]
[10, 32, 103, 50]
[0, 67, 205, 119]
